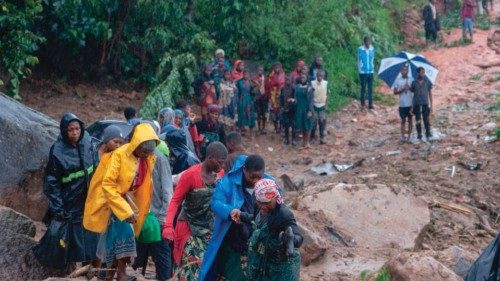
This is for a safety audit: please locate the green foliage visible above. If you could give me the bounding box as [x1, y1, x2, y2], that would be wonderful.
[375, 266, 391, 281]
[0, 0, 44, 99]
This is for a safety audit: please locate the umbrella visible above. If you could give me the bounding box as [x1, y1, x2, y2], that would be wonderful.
[378, 51, 439, 89]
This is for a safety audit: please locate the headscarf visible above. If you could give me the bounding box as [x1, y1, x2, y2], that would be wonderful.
[158, 107, 175, 128]
[215, 49, 225, 57]
[174, 109, 184, 118]
[254, 179, 283, 204]
[102, 125, 123, 143]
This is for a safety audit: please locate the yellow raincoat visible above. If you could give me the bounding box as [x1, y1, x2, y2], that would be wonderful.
[83, 123, 159, 236]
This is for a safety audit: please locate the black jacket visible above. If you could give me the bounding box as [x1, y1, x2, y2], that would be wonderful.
[162, 125, 200, 174]
[267, 204, 303, 248]
[43, 113, 95, 223]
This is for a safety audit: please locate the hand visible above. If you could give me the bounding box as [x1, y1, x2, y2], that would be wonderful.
[307, 111, 312, 117]
[404, 84, 410, 91]
[126, 213, 137, 223]
[162, 226, 174, 241]
[230, 209, 241, 224]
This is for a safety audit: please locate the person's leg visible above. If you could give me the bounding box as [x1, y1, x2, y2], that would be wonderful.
[284, 124, 290, 145]
[425, 28, 430, 48]
[359, 74, 366, 108]
[407, 109, 413, 141]
[105, 260, 118, 281]
[116, 258, 129, 281]
[310, 110, 318, 143]
[414, 105, 423, 140]
[468, 18, 474, 42]
[151, 240, 172, 281]
[302, 130, 311, 148]
[423, 105, 432, 139]
[367, 74, 374, 109]
[319, 109, 326, 143]
[462, 20, 467, 40]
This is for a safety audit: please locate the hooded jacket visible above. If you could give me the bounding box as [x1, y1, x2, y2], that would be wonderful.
[162, 125, 200, 174]
[44, 113, 94, 222]
[83, 123, 159, 235]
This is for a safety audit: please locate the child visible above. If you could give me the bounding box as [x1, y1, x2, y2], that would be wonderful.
[219, 70, 238, 127]
[196, 104, 226, 160]
[175, 100, 200, 155]
[411, 67, 433, 142]
[174, 109, 184, 128]
[253, 66, 268, 135]
[267, 62, 285, 133]
[289, 60, 305, 86]
[236, 71, 256, 139]
[246, 179, 303, 281]
[294, 74, 314, 149]
[460, 0, 476, 42]
[279, 76, 296, 146]
[310, 70, 328, 144]
[393, 64, 414, 143]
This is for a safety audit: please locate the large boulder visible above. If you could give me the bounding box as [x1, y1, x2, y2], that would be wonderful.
[297, 222, 328, 266]
[0, 206, 66, 280]
[385, 252, 462, 281]
[0, 93, 58, 220]
[302, 184, 431, 250]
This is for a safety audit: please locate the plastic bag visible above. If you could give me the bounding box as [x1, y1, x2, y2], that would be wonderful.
[137, 212, 161, 243]
[32, 219, 69, 270]
[466, 233, 500, 281]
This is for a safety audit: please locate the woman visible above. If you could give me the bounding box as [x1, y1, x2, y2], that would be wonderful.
[84, 123, 159, 281]
[95, 125, 125, 161]
[247, 179, 303, 281]
[40, 113, 99, 267]
[267, 62, 286, 133]
[236, 71, 256, 139]
[196, 104, 226, 160]
[294, 74, 314, 149]
[219, 70, 238, 126]
[162, 142, 227, 281]
[231, 60, 245, 82]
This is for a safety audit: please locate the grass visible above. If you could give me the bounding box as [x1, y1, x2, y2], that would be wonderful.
[440, 7, 491, 31]
[374, 91, 397, 106]
[359, 266, 392, 281]
[470, 73, 483, 81]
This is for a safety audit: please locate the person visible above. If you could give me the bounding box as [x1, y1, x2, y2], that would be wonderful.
[218, 70, 238, 126]
[212, 57, 229, 85]
[237, 71, 256, 139]
[174, 100, 198, 154]
[174, 109, 185, 128]
[162, 142, 228, 281]
[124, 106, 141, 126]
[39, 113, 99, 269]
[224, 131, 246, 172]
[289, 60, 305, 86]
[196, 104, 227, 160]
[308, 56, 328, 82]
[267, 62, 286, 133]
[279, 76, 296, 146]
[423, 0, 440, 48]
[199, 154, 273, 281]
[95, 125, 125, 162]
[461, 0, 476, 42]
[131, 121, 174, 281]
[84, 123, 159, 281]
[193, 64, 218, 120]
[294, 74, 314, 149]
[357, 36, 375, 110]
[213, 49, 231, 70]
[247, 179, 303, 281]
[393, 64, 414, 143]
[253, 66, 269, 135]
[310, 70, 328, 145]
[231, 60, 245, 82]
[411, 67, 434, 142]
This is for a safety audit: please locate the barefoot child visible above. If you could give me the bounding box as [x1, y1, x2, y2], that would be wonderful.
[237, 71, 256, 139]
[280, 76, 296, 146]
[294, 74, 314, 149]
[393, 64, 414, 143]
[253, 66, 269, 135]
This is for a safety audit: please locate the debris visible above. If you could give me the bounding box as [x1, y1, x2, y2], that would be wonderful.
[444, 166, 456, 177]
[333, 159, 364, 172]
[325, 226, 352, 247]
[431, 200, 472, 214]
[363, 136, 389, 148]
[411, 144, 435, 156]
[458, 160, 482, 171]
[361, 173, 378, 179]
[451, 103, 469, 112]
[483, 135, 497, 143]
[476, 213, 496, 237]
[408, 129, 445, 143]
[351, 118, 358, 123]
[310, 162, 335, 176]
[386, 150, 402, 156]
[254, 143, 260, 148]
[291, 157, 313, 165]
[267, 147, 274, 152]
[280, 174, 298, 191]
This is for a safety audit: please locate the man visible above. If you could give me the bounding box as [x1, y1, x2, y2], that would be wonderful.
[308, 56, 328, 82]
[411, 67, 433, 142]
[423, 0, 440, 48]
[224, 132, 246, 172]
[461, 0, 476, 42]
[124, 106, 141, 126]
[357, 36, 375, 110]
[393, 64, 414, 143]
[199, 154, 273, 281]
[310, 70, 328, 145]
[162, 142, 228, 280]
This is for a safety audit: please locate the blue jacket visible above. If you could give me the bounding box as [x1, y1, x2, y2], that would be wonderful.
[198, 155, 273, 281]
[357, 45, 375, 74]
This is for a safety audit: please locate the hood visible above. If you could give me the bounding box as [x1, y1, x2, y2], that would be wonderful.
[227, 154, 248, 182]
[163, 125, 190, 158]
[60, 113, 85, 144]
[126, 123, 160, 155]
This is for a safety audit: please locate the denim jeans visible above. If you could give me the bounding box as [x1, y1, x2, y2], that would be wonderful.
[311, 106, 326, 140]
[134, 240, 172, 281]
[359, 73, 373, 108]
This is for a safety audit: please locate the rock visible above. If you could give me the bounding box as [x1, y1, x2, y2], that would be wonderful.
[0, 206, 36, 237]
[297, 222, 328, 266]
[0, 206, 67, 280]
[0, 93, 59, 220]
[434, 246, 475, 279]
[303, 184, 430, 250]
[386, 252, 462, 281]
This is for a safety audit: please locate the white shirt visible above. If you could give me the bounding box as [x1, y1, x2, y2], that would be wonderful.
[311, 80, 328, 108]
[393, 76, 414, 107]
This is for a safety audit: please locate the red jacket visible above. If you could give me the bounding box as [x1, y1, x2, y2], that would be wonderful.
[460, 0, 475, 21]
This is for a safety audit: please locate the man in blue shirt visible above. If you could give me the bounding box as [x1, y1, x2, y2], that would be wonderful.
[357, 36, 375, 110]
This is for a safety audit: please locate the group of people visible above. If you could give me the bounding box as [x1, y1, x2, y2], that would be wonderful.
[192, 49, 330, 149]
[34, 106, 303, 281]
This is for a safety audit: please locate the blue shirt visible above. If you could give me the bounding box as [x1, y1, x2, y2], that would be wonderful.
[357, 45, 375, 74]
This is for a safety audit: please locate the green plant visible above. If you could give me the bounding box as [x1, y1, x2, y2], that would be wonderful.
[376, 266, 391, 281]
[470, 73, 482, 81]
[0, 0, 44, 99]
